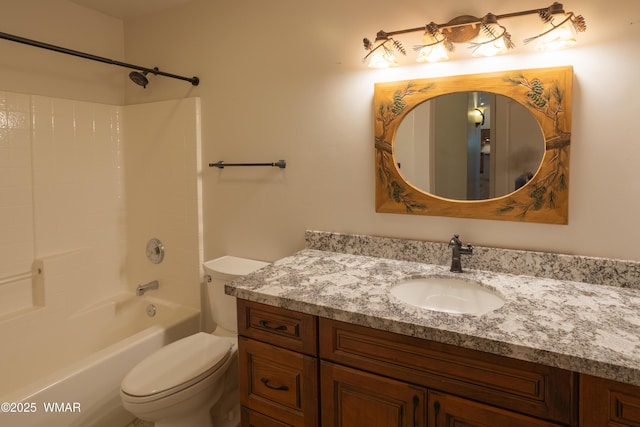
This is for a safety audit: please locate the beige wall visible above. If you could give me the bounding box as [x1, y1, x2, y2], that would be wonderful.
[123, 0, 640, 263]
[2, 0, 639, 268]
[0, 0, 125, 104]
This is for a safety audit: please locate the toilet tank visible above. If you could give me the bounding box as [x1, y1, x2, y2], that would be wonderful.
[203, 256, 269, 333]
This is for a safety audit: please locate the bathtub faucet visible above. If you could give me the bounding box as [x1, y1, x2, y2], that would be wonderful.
[136, 280, 159, 296]
[448, 234, 473, 273]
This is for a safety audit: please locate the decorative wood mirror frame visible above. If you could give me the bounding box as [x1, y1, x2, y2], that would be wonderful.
[374, 66, 573, 224]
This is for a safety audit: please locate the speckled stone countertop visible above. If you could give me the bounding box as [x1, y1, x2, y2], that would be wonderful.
[227, 232, 640, 386]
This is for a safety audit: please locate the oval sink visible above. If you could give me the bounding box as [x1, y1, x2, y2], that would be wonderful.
[390, 276, 504, 315]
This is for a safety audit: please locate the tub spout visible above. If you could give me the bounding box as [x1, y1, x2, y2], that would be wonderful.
[136, 280, 159, 296]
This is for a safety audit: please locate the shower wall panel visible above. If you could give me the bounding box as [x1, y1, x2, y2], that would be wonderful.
[0, 92, 34, 315]
[0, 92, 126, 318]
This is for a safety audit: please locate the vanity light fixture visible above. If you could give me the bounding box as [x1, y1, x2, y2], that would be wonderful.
[366, 39, 401, 68]
[470, 13, 513, 58]
[416, 22, 452, 63]
[528, 2, 581, 51]
[363, 2, 586, 68]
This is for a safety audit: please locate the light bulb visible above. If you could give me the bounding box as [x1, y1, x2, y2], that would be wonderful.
[416, 32, 449, 63]
[472, 25, 509, 57]
[535, 13, 578, 51]
[368, 40, 398, 68]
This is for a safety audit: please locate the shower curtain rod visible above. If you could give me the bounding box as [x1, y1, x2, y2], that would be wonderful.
[0, 31, 199, 86]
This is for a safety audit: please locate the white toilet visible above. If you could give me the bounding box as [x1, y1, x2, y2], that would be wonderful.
[120, 256, 269, 427]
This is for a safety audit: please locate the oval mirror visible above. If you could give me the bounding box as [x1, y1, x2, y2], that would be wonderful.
[394, 92, 544, 201]
[374, 66, 573, 224]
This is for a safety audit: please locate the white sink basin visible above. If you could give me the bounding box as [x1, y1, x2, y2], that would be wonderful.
[390, 276, 505, 315]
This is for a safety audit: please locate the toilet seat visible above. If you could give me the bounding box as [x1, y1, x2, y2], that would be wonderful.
[121, 332, 235, 402]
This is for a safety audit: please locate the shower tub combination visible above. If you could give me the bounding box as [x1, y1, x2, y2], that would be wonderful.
[0, 293, 199, 427]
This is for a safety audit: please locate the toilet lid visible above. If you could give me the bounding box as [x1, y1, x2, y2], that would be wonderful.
[121, 332, 234, 397]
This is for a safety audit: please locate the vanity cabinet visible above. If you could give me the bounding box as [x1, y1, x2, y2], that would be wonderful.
[237, 300, 586, 427]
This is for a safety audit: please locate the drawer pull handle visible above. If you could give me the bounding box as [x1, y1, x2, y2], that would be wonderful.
[260, 377, 289, 391]
[412, 395, 419, 427]
[433, 400, 440, 427]
[258, 320, 287, 331]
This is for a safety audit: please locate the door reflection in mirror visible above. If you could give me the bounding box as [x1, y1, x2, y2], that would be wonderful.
[394, 92, 544, 201]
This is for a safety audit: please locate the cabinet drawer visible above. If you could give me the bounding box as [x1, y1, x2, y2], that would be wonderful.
[238, 299, 318, 355]
[580, 373, 640, 426]
[239, 336, 318, 427]
[320, 318, 577, 426]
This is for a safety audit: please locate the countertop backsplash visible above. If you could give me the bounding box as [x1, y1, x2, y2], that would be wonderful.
[305, 230, 640, 289]
[227, 231, 640, 385]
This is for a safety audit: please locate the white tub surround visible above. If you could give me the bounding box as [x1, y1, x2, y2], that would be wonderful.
[226, 231, 640, 387]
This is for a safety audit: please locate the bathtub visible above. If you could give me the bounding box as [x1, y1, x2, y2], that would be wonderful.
[0, 293, 200, 427]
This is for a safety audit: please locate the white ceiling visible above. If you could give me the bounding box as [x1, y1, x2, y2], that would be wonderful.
[69, 0, 194, 20]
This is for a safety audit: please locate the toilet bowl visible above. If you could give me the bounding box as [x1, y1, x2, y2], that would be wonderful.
[121, 333, 236, 426]
[120, 256, 269, 427]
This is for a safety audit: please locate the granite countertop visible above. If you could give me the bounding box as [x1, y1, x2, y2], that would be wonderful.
[227, 248, 640, 386]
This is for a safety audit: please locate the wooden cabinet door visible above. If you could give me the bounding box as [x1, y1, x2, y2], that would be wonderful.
[428, 391, 562, 427]
[321, 361, 426, 427]
[242, 407, 296, 427]
[580, 374, 640, 426]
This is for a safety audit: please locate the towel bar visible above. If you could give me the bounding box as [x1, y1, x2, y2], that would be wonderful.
[209, 160, 286, 169]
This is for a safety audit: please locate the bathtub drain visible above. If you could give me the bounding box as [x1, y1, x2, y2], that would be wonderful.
[146, 304, 157, 317]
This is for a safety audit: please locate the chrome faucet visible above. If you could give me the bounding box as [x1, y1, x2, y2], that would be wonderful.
[448, 234, 473, 273]
[136, 280, 159, 296]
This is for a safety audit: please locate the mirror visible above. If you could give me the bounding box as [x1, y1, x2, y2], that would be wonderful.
[374, 66, 573, 224]
[394, 92, 545, 201]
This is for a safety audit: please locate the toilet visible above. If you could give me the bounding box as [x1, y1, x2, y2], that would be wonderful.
[120, 256, 269, 427]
